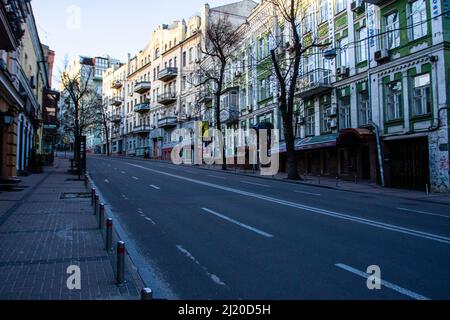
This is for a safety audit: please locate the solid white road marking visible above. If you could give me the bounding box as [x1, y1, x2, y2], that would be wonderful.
[121, 194, 129, 200]
[208, 175, 226, 180]
[121, 171, 126, 174]
[335, 263, 430, 300]
[150, 185, 161, 190]
[126, 162, 450, 245]
[294, 190, 321, 196]
[176, 245, 226, 286]
[144, 217, 156, 225]
[104, 179, 110, 184]
[241, 181, 270, 188]
[202, 208, 274, 238]
[132, 176, 139, 180]
[397, 207, 450, 219]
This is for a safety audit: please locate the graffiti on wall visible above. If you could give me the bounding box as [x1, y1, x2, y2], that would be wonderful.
[429, 132, 449, 192]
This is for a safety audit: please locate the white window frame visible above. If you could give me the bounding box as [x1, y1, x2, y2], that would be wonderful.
[384, 11, 400, 50]
[408, 0, 428, 41]
[412, 73, 431, 116]
[356, 27, 368, 63]
[386, 81, 403, 121]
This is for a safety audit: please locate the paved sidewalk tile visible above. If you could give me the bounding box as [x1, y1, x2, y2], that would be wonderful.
[0, 158, 143, 300]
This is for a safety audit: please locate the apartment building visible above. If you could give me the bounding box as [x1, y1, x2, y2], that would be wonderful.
[199, 0, 449, 192]
[101, 0, 258, 160]
[99, 0, 449, 192]
[1, 0, 56, 180]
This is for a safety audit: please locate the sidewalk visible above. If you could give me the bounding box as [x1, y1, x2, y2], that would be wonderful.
[0, 157, 143, 300]
[107, 154, 450, 205]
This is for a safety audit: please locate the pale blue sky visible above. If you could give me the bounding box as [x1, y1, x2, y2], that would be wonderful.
[33, 0, 250, 76]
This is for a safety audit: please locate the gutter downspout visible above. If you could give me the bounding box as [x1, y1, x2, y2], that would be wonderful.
[370, 120, 385, 187]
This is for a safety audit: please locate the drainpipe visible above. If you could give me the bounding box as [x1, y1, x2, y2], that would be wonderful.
[370, 120, 385, 187]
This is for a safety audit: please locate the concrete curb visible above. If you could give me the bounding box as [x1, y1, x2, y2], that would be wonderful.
[86, 170, 176, 300]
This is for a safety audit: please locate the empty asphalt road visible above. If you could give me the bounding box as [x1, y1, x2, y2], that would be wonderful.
[88, 156, 450, 300]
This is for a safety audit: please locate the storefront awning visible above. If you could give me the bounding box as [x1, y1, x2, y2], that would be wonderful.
[296, 134, 339, 150]
[272, 134, 338, 154]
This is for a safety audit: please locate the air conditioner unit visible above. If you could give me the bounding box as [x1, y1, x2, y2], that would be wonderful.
[336, 67, 349, 78]
[327, 119, 338, 129]
[327, 106, 338, 117]
[374, 49, 390, 63]
[351, 0, 365, 14]
[235, 71, 242, 78]
[247, 105, 253, 112]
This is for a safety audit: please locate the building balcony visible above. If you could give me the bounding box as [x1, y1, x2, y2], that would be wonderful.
[134, 81, 151, 94]
[132, 124, 152, 135]
[297, 68, 332, 99]
[158, 116, 178, 129]
[111, 97, 123, 106]
[157, 67, 178, 82]
[220, 108, 239, 124]
[0, 1, 27, 51]
[364, 0, 391, 6]
[157, 92, 177, 105]
[111, 114, 122, 124]
[134, 102, 151, 114]
[111, 80, 123, 90]
[198, 92, 213, 104]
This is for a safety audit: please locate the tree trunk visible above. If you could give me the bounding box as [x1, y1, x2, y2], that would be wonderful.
[281, 105, 301, 181]
[216, 66, 227, 171]
[105, 125, 111, 156]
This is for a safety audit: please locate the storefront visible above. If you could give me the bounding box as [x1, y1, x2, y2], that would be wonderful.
[277, 129, 378, 183]
[383, 135, 430, 190]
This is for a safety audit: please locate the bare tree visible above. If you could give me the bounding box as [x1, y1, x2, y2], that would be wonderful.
[197, 14, 243, 170]
[97, 100, 113, 157]
[267, 0, 329, 180]
[59, 58, 106, 165]
[60, 59, 93, 167]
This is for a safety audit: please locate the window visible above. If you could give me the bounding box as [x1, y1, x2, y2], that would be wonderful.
[337, 37, 349, 67]
[321, 104, 332, 133]
[183, 52, 187, 67]
[258, 38, 264, 59]
[279, 25, 285, 47]
[336, 0, 347, 13]
[267, 76, 273, 98]
[358, 91, 371, 126]
[305, 106, 315, 136]
[182, 76, 186, 91]
[384, 11, 400, 50]
[259, 79, 267, 101]
[303, 7, 313, 33]
[339, 97, 351, 130]
[408, 0, 428, 40]
[386, 81, 403, 121]
[356, 27, 368, 63]
[189, 48, 194, 64]
[319, 0, 328, 24]
[412, 73, 431, 116]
